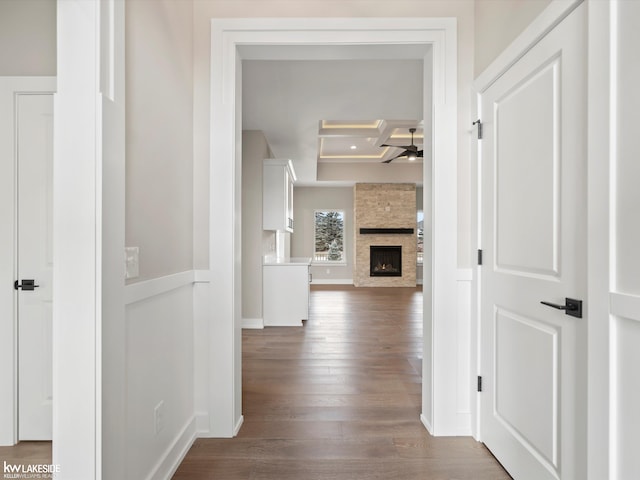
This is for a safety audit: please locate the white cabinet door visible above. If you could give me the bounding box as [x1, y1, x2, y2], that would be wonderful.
[263, 159, 295, 232]
[480, 5, 586, 479]
[263, 265, 309, 326]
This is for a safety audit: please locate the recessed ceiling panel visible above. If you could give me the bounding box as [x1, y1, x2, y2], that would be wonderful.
[318, 119, 423, 163]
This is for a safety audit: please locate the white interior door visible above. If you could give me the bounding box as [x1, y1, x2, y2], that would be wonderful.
[17, 93, 54, 441]
[480, 5, 586, 479]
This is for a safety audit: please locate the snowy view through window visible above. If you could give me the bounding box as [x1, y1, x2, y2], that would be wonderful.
[314, 211, 344, 262]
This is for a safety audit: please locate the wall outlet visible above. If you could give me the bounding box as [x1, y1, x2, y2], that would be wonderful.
[125, 247, 139, 279]
[326, 268, 330, 274]
[154, 400, 164, 435]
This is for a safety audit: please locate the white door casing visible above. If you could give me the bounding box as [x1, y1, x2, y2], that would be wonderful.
[208, 17, 459, 437]
[587, 1, 640, 478]
[54, 0, 126, 477]
[479, 4, 586, 480]
[17, 93, 54, 441]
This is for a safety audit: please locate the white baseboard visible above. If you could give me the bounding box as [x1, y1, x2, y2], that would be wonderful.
[310, 278, 353, 285]
[420, 414, 434, 435]
[242, 318, 264, 329]
[456, 411, 472, 436]
[195, 412, 209, 435]
[234, 415, 244, 436]
[264, 320, 303, 327]
[311, 278, 425, 286]
[146, 416, 196, 480]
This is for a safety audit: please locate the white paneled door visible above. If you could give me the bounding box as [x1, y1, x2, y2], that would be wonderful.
[480, 5, 586, 480]
[17, 93, 54, 440]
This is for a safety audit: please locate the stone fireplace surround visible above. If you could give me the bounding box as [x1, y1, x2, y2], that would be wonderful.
[354, 183, 417, 287]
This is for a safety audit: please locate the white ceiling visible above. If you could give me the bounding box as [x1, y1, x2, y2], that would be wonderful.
[241, 45, 431, 186]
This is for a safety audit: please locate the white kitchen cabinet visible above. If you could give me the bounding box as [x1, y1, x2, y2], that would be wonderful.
[263, 158, 296, 232]
[263, 258, 311, 326]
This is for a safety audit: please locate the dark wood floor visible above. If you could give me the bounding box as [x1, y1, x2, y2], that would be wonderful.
[173, 285, 511, 480]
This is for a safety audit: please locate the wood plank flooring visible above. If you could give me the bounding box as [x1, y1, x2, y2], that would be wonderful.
[173, 285, 511, 480]
[0, 441, 52, 470]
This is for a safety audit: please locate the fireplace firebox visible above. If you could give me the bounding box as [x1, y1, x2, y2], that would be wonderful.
[370, 245, 402, 277]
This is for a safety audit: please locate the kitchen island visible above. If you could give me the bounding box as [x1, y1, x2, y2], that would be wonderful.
[263, 257, 311, 327]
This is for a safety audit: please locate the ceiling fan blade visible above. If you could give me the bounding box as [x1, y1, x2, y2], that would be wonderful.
[382, 148, 426, 163]
[381, 144, 412, 149]
[380, 128, 423, 161]
[381, 150, 409, 163]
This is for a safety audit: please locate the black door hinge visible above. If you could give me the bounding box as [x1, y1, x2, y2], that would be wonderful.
[477, 376, 483, 392]
[477, 249, 483, 266]
[473, 119, 483, 140]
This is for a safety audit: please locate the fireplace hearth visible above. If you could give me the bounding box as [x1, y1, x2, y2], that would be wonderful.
[370, 245, 402, 277]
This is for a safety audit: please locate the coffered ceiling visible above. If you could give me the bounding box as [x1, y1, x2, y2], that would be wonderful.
[317, 120, 423, 164]
[242, 48, 431, 186]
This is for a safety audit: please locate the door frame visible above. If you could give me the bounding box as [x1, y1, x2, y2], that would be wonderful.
[470, 0, 585, 443]
[52, 0, 126, 478]
[0, 77, 56, 446]
[207, 17, 459, 437]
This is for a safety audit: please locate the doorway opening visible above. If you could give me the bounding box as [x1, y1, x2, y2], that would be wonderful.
[208, 17, 459, 437]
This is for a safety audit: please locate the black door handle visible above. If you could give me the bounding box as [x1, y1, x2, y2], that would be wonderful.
[540, 297, 582, 318]
[14, 279, 40, 291]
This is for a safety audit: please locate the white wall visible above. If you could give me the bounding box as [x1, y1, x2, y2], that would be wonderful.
[126, 0, 194, 282]
[193, 0, 475, 269]
[474, 0, 552, 76]
[121, 2, 198, 478]
[124, 281, 195, 480]
[292, 187, 354, 282]
[0, 0, 56, 76]
[242, 131, 272, 322]
[317, 163, 424, 184]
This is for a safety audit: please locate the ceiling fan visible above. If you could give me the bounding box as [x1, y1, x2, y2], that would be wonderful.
[381, 127, 423, 163]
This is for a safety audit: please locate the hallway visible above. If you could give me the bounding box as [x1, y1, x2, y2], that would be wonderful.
[173, 285, 510, 479]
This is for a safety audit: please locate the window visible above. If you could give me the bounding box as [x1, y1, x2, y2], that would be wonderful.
[417, 210, 424, 264]
[314, 210, 345, 262]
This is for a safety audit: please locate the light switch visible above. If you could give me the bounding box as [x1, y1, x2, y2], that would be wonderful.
[125, 247, 139, 279]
